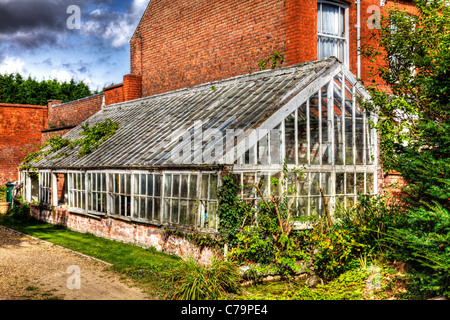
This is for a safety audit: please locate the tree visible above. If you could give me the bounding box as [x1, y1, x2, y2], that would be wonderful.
[361, 0, 450, 210]
[0, 73, 96, 105]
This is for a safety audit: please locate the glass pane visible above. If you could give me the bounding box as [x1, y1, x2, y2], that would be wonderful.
[146, 198, 153, 221]
[207, 202, 218, 229]
[133, 197, 139, 217]
[345, 120, 354, 165]
[173, 174, 180, 197]
[322, 85, 332, 165]
[257, 130, 269, 165]
[154, 175, 161, 197]
[189, 175, 197, 199]
[147, 174, 153, 196]
[102, 173, 106, 192]
[310, 197, 320, 217]
[298, 104, 308, 164]
[154, 198, 160, 222]
[355, 117, 364, 164]
[139, 174, 147, 195]
[270, 125, 282, 165]
[172, 199, 179, 223]
[321, 172, 332, 195]
[209, 174, 218, 199]
[188, 200, 197, 226]
[140, 197, 146, 219]
[310, 93, 320, 164]
[366, 173, 374, 194]
[201, 174, 209, 199]
[336, 173, 345, 194]
[346, 173, 355, 194]
[285, 112, 296, 164]
[297, 197, 308, 217]
[164, 174, 172, 198]
[243, 173, 256, 199]
[162, 199, 170, 223]
[180, 175, 188, 198]
[356, 173, 365, 194]
[310, 172, 320, 195]
[179, 200, 188, 225]
[126, 175, 131, 195]
[256, 173, 269, 198]
[134, 174, 139, 194]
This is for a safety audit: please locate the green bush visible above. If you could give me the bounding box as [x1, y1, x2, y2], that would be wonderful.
[385, 203, 450, 298]
[1, 204, 36, 224]
[0, 186, 6, 203]
[163, 257, 241, 300]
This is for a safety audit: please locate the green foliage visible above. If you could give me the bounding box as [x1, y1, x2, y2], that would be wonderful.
[1, 204, 36, 224]
[76, 118, 119, 157]
[334, 195, 404, 251]
[384, 203, 450, 298]
[0, 73, 97, 105]
[222, 164, 309, 276]
[217, 174, 255, 248]
[0, 186, 6, 202]
[163, 257, 241, 300]
[20, 119, 119, 170]
[360, 0, 450, 210]
[258, 51, 284, 71]
[19, 136, 72, 170]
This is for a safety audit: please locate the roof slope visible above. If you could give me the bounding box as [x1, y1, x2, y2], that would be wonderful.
[34, 57, 347, 170]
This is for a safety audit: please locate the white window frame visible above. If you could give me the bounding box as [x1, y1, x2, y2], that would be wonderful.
[317, 1, 349, 66]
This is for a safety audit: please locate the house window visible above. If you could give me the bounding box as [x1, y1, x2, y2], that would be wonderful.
[317, 1, 348, 65]
[68, 172, 86, 211]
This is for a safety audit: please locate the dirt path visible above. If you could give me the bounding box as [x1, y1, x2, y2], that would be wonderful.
[0, 226, 153, 300]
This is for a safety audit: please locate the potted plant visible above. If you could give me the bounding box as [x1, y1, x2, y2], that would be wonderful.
[0, 186, 9, 214]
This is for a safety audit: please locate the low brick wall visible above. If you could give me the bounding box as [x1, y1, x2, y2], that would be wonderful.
[30, 205, 217, 265]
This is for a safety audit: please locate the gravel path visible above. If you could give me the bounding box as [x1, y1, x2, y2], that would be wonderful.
[0, 226, 152, 300]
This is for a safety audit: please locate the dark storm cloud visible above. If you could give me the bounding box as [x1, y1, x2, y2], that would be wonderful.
[0, 0, 138, 50]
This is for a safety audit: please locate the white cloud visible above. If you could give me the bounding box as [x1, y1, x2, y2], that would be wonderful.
[50, 69, 77, 83]
[0, 56, 27, 75]
[81, 0, 150, 48]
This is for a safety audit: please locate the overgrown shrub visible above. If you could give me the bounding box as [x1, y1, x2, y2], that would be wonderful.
[163, 257, 241, 300]
[1, 204, 36, 224]
[0, 186, 6, 202]
[384, 203, 450, 298]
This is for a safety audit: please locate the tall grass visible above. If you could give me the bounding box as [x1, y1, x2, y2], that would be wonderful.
[163, 257, 241, 300]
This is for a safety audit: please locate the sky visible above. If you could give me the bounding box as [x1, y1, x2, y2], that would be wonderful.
[0, 0, 150, 92]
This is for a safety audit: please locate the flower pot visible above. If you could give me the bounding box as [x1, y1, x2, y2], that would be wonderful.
[0, 202, 10, 214]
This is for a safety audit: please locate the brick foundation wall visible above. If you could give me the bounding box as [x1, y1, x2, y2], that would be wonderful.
[30, 205, 217, 265]
[0, 103, 47, 185]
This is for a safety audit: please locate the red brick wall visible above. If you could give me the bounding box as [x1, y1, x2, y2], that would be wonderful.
[0, 103, 47, 185]
[131, 0, 416, 98]
[31, 205, 216, 265]
[104, 83, 124, 106]
[131, 0, 289, 97]
[47, 94, 104, 130]
[104, 75, 142, 106]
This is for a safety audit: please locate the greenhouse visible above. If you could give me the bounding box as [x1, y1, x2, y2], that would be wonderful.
[21, 57, 378, 232]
